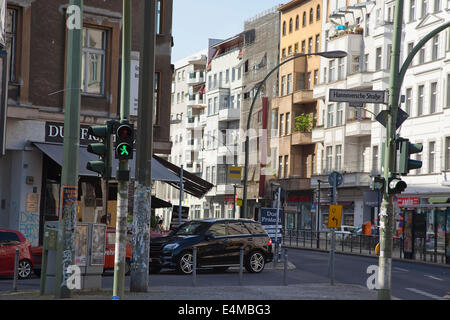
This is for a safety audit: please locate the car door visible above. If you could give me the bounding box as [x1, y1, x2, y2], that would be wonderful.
[0, 232, 20, 274]
[199, 222, 228, 266]
[226, 222, 249, 265]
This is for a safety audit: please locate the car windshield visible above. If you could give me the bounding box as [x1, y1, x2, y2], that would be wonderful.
[174, 221, 209, 236]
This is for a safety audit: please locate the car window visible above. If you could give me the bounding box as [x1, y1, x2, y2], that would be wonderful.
[243, 222, 266, 235]
[175, 221, 209, 236]
[227, 222, 250, 236]
[208, 223, 227, 237]
[0, 231, 20, 245]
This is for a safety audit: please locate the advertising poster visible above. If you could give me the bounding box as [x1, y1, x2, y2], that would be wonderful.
[91, 224, 106, 266]
[75, 224, 88, 266]
[403, 210, 413, 253]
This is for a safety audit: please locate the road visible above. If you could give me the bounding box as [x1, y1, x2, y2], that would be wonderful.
[1, 248, 449, 300]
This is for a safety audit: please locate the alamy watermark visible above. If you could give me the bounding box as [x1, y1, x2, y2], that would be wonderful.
[366, 265, 380, 290]
[66, 5, 81, 30]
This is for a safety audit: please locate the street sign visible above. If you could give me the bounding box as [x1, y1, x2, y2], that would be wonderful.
[329, 89, 387, 105]
[328, 205, 343, 229]
[260, 208, 282, 242]
[375, 108, 409, 129]
[328, 171, 343, 187]
[228, 166, 242, 179]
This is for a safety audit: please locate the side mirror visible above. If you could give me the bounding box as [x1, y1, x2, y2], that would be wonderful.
[204, 232, 214, 240]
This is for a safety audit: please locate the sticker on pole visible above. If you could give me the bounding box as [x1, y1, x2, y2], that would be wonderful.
[328, 205, 343, 229]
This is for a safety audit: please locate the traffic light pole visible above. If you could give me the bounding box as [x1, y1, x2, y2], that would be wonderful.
[113, 0, 131, 300]
[55, 0, 83, 299]
[378, 2, 450, 299]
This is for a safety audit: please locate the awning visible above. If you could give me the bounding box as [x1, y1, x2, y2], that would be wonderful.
[153, 155, 214, 198]
[151, 195, 172, 208]
[32, 142, 180, 183]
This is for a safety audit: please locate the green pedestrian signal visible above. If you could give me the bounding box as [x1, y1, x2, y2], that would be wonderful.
[396, 138, 423, 175]
[86, 120, 115, 179]
[115, 122, 134, 160]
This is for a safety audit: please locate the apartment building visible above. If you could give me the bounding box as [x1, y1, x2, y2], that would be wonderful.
[168, 50, 208, 220]
[0, 0, 174, 245]
[202, 35, 244, 219]
[271, 0, 323, 230]
[237, 6, 281, 220]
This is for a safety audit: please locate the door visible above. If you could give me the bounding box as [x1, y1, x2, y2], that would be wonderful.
[199, 222, 228, 266]
[226, 222, 249, 265]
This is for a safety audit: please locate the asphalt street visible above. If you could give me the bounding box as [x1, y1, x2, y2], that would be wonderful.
[0, 248, 449, 300]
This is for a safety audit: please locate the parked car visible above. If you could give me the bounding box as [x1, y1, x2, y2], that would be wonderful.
[149, 219, 273, 275]
[0, 229, 34, 279]
[104, 228, 133, 275]
[326, 225, 355, 240]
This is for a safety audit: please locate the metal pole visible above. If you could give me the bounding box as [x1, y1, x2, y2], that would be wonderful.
[113, 0, 131, 300]
[179, 165, 184, 227]
[317, 180, 321, 248]
[378, 0, 403, 300]
[274, 186, 281, 266]
[130, 0, 156, 293]
[239, 247, 243, 286]
[55, 0, 83, 299]
[13, 248, 19, 291]
[283, 248, 288, 286]
[233, 185, 237, 218]
[192, 247, 197, 287]
[329, 182, 337, 286]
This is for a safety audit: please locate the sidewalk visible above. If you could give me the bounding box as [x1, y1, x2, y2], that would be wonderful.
[0, 282, 378, 300]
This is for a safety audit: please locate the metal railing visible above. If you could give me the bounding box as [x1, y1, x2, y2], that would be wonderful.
[281, 228, 448, 264]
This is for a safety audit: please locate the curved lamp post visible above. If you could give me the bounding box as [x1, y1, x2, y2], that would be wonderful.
[241, 50, 348, 219]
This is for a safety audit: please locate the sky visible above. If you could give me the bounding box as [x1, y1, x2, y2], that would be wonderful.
[171, 0, 285, 63]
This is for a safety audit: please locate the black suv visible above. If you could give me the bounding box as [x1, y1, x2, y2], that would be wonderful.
[149, 219, 273, 274]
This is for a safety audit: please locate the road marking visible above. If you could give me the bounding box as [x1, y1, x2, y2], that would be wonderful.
[405, 288, 447, 300]
[393, 267, 409, 272]
[424, 275, 444, 281]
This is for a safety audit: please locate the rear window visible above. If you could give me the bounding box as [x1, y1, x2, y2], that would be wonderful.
[0, 231, 20, 244]
[227, 222, 250, 236]
[243, 222, 266, 235]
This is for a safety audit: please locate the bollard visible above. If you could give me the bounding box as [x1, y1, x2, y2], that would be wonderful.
[13, 248, 19, 291]
[283, 248, 288, 286]
[192, 247, 197, 287]
[239, 247, 243, 286]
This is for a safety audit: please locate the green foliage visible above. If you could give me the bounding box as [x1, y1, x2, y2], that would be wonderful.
[294, 113, 314, 132]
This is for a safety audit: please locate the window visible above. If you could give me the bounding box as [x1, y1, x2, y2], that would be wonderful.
[326, 146, 333, 172]
[301, 40, 306, 54]
[375, 47, 382, 71]
[303, 12, 306, 27]
[310, 8, 314, 23]
[329, 60, 336, 82]
[238, 67, 241, 80]
[306, 72, 311, 90]
[280, 114, 285, 136]
[289, 18, 293, 33]
[409, 0, 416, 21]
[295, 15, 299, 30]
[336, 103, 344, 126]
[430, 82, 437, 113]
[314, 69, 319, 86]
[282, 48, 286, 58]
[418, 85, 424, 116]
[281, 75, 286, 96]
[416, 152, 422, 174]
[421, 0, 428, 17]
[156, 0, 163, 34]
[282, 21, 286, 36]
[214, 97, 218, 113]
[237, 94, 241, 109]
[335, 145, 342, 171]
[429, 141, 435, 173]
[308, 37, 313, 54]
[405, 88, 412, 115]
[287, 74, 293, 94]
[288, 46, 292, 56]
[211, 166, 216, 185]
[386, 44, 392, 70]
[432, 35, 439, 60]
[446, 137, 450, 170]
[226, 69, 229, 83]
[278, 156, 283, 177]
[338, 58, 345, 80]
[447, 74, 450, 107]
[286, 112, 291, 135]
[232, 68, 235, 81]
[206, 166, 210, 182]
[407, 42, 415, 65]
[213, 74, 217, 88]
[5, 8, 17, 82]
[327, 104, 334, 128]
[317, 5, 321, 20]
[294, 43, 299, 53]
[0, 231, 20, 244]
[82, 28, 106, 95]
[284, 155, 289, 178]
[434, 0, 441, 11]
[315, 34, 320, 53]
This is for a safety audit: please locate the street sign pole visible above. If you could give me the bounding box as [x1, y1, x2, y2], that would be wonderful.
[274, 186, 281, 267]
[329, 181, 337, 286]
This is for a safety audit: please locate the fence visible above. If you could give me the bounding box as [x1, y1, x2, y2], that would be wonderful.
[282, 229, 449, 265]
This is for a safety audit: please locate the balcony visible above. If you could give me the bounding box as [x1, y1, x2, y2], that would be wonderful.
[291, 131, 312, 145]
[346, 71, 373, 89]
[276, 177, 311, 191]
[216, 184, 235, 195]
[187, 94, 206, 108]
[311, 126, 325, 142]
[187, 71, 205, 85]
[328, 31, 363, 56]
[293, 90, 314, 104]
[345, 119, 371, 137]
[311, 171, 370, 188]
[218, 107, 240, 122]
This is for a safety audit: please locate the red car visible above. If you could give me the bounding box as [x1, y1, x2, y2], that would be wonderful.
[0, 229, 35, 279]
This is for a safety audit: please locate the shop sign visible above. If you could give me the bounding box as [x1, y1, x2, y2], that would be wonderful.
[45, 121, 102, 145]
[397, 197, 419, 208]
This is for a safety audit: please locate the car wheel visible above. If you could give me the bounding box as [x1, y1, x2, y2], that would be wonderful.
[245, 251, 265, 273]
[149, 266, 162, 274]
[18, 260, 33, 279]
[176, 251, 193, 275]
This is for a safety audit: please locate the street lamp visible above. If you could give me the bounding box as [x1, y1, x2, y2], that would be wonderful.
[241, 50, 348, 219]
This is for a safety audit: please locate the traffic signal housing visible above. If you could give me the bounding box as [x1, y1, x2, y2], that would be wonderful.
[86, 121, 115, 179]
[388, 177, 407, 194]
[396, 138, 423, 175]
[115, 121, 134, 160]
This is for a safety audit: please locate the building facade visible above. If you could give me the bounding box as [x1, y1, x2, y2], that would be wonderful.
[0, 0, 173, 246]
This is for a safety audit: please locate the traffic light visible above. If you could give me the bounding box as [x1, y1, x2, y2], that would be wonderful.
[86, 121, 115, 179]
[388, 177, 407, 194]
[115, 121, 134, 160]
[396, 138, 423, 175]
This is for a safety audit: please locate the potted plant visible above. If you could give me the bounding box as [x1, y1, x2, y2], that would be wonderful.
[295, 113, 314, 132]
